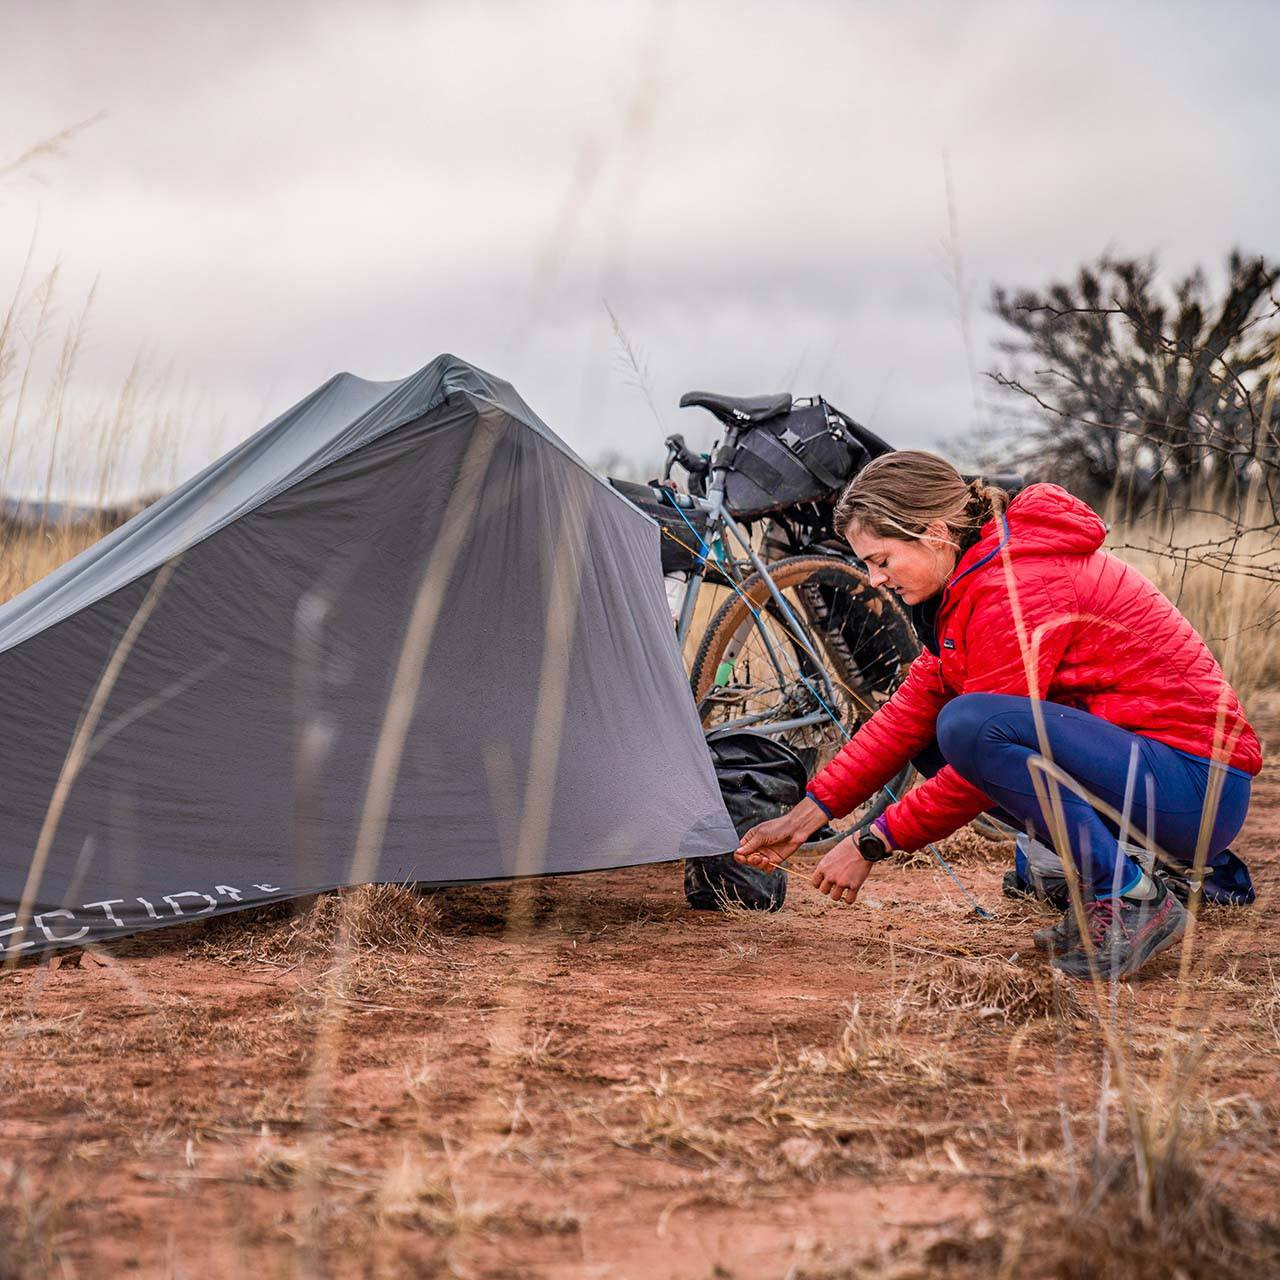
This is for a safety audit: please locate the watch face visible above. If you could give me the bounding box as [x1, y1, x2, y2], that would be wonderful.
[858, 834, 890, 863]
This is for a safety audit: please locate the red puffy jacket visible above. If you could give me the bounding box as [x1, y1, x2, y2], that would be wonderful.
[808, 484, 1262, 852]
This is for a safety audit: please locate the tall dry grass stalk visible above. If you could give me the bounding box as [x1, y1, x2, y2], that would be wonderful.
[0, 257, 201, 542]
[1111, 503, 1280, 699]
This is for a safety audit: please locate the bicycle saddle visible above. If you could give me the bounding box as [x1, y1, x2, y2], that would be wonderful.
[679, 390, 792, 426]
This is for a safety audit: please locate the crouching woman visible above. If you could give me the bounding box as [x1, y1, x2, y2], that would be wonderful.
[735, 452, 1262, 979]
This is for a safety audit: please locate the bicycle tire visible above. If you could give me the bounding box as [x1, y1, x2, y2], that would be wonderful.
[689, 555, 918, 770]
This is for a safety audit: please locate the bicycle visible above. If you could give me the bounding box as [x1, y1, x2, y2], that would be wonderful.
[609, 390, 920, 789]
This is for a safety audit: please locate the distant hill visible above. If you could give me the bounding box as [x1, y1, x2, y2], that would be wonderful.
[0, 495, 157, 532]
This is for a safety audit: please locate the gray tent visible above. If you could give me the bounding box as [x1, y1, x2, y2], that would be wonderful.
[0, 355, 737, 957]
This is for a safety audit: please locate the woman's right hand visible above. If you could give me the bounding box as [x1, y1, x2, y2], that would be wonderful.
[734, 797, 828, 871]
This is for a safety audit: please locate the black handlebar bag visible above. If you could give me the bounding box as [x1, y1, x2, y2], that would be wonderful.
[685, 730, 811, 912]
[723, 399, 871, 518]
[608, 478, 713, 576]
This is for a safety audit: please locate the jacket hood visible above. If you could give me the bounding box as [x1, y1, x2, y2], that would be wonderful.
[954, 483, 1105, 580]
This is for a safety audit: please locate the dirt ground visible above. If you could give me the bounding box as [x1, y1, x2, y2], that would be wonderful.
[2, 697, 1278, 1279]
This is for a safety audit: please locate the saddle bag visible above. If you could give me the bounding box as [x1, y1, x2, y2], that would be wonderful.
[723, 399, 870, 518]
[685, 730, 810, 912]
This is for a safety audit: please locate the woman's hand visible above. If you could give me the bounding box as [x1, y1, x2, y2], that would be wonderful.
[734, 797, 828, 871]
[811, 836, 876, 905]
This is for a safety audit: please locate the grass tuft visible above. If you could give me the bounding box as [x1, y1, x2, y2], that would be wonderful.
[758, 1001, 952, 1099]
[189, 883, 444, 967]
[893, 820, 1015, 870]
[901, 955, 1081, 1024]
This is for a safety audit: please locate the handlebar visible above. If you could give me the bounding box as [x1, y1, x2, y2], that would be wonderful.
[663, 433, 710, 486]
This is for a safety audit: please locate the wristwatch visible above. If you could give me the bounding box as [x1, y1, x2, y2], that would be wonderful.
[857, 828, 893, 863]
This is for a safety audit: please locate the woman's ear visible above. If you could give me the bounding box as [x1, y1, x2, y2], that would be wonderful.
[921, 518, 955, 549]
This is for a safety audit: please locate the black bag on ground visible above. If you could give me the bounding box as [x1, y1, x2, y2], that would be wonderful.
[685, 730, 810, 912]
[723, 399, 871, 518]
[608, 478, 712, 576]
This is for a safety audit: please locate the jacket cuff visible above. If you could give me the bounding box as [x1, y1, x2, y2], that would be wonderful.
[875, 810, 898, 850]
[805, 790, 835, 820]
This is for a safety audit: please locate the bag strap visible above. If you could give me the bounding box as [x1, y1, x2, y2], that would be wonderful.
[775, 424, 847, 490]
[730, 446, 784, 495]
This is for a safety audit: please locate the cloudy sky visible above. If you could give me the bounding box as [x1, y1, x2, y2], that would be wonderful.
[2, 0, 1276, 498]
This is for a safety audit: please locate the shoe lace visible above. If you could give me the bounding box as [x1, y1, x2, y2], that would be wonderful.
[1083, 897, 1123, 946]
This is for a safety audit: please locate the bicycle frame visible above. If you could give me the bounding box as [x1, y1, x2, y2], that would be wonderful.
[668, 431, 842, 739]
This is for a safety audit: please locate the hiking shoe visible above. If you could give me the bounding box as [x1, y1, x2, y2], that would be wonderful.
[1032, 909, 1079, 954]
[1051, 877, 1187, 980]
[1154, 864, 1193, 905]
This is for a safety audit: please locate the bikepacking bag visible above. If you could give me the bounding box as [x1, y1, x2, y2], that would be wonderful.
[723, 399, 871, 518]
[685, 730, 810, 912]
[608, 478, 712, 576]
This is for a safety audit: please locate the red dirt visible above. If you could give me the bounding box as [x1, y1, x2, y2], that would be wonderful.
[2, 695, 1278, 1278]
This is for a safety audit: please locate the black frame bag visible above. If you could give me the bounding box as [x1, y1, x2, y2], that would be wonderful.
[685, 730, 811, 911]
[723, 398, 870, 518]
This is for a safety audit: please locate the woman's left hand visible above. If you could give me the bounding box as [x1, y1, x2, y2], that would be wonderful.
[811, 836, 875, 905]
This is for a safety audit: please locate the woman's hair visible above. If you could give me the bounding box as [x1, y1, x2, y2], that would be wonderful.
[832, 450, 1008, 548]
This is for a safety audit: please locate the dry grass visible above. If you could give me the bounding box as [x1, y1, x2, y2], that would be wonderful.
[244, 1126, 357, 1191]
[374, 1149, 579, 1239]
[1020, 1151, 1280, 1280]
[612, 1069, 744, 1164]
[488, 1026, 561, 1072]
[748, 1003, 963, 1174]
[790, 1141, 1280, 1280]
[1112, 506, 1280, 699]
[932, 1154, 1278, 1280]
[900, 954, 1081, 1024]
[0, 1163, 71, 1280]
[0, 522, 103, 606]
[187, 884, 448, 1005]
[374, 1149, 498, 1235]
[1252, 981, 1280, 1048]
[189, 883, 444, 967]
[893, 820, 1014, 870]
[758, 1001, 953, 1100]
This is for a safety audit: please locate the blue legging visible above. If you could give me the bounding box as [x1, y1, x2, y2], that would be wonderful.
[927, 694, 1251, 897]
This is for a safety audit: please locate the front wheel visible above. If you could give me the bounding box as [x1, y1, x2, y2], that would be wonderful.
[689, 555, 919, 774]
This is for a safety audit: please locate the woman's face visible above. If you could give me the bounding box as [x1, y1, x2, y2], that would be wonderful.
[846, 520, 958, 605]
